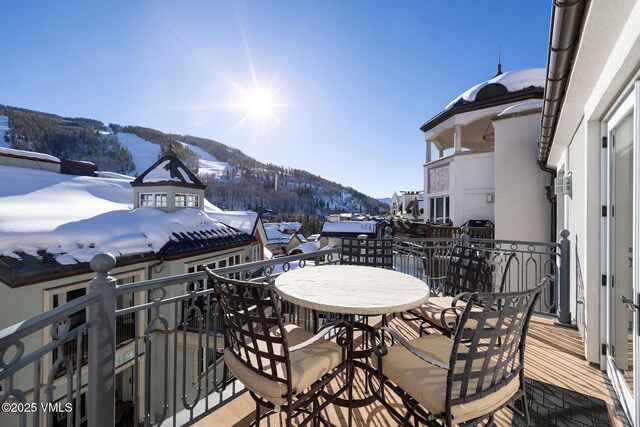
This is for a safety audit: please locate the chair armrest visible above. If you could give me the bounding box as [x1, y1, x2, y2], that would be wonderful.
[439, 305, 465, 334]
[371, 326, 449, 370]
[451, 292, 472, 306]
[289, 320, 352, 352]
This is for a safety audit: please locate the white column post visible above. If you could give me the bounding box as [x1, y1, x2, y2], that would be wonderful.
[425, 139, 432, 163]
[454, 124, 462, 153]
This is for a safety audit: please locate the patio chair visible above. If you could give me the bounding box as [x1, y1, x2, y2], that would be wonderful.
[340, 237, 394, 269]
[205, 270, 353, 427]
[405, 245, 515, 336]
[341, 237, 394, 328]
[370, 280, 547, 426]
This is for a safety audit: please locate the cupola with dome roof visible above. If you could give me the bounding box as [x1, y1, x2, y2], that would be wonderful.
[419, 65, 550, 244]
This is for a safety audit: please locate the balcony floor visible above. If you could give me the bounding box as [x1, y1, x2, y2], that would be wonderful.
[197, 316, 628, 427]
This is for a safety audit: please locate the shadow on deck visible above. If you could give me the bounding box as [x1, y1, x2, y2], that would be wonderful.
[197, 316, 627, 427]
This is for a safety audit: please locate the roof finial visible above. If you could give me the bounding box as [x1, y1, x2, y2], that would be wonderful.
[168, 132, 175, 155]
[495, 47, 503, 77]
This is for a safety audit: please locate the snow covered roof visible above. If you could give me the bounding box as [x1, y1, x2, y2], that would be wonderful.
[288, 242, 320, 255]
[0, 146, 60, 164]
[278, 222, 302, 233]
[207, 210, 259, 235]
[497, 99, 544, 117]
[445, 69, 545, 110]
[321, 220, 377, 236]
[421, 68, 545, 132]
[264, 226, 295, 244]
[263, 222, 302, 233]
[132, 152, 206, 189]
[0, 165, 252, 287]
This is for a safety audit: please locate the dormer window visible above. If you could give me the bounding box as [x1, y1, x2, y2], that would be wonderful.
[175, 194, 200, 208]
[140, 193, 167, 207]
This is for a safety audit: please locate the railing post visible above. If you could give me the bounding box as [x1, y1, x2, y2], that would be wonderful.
[461, 225, 470, 247]
[556, 229, 572, 326]
[88, 253, 117, 427]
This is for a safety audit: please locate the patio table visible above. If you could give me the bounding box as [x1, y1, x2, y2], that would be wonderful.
[274, 264, 429, 426]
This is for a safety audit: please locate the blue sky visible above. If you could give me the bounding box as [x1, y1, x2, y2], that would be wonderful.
[0, 1, 550, 198]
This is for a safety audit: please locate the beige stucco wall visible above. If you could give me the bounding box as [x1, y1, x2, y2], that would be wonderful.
[493, 111, 550, 242]
[424, 151, 495, 226]
[544, 0, 640, 368]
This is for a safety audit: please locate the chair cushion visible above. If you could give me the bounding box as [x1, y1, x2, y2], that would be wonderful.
[413, 296, 488, 330]
[372, 334, 520, 423]
[224, 323, 343, 406]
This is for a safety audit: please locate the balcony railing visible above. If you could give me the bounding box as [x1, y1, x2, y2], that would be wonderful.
[50, 313, 137, 379]
[0, 232, 573, 427]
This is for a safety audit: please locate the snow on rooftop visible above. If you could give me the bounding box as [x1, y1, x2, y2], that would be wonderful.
[321, 221, 377, 234]
[0, 165, 228, 263]
[207, 210, 257, 235]
[288, 242, 319, 255]
[264, 226, 294, 243]
[445, 68, 545, 111]
[497, 99, 544, 117]
[141, 159, 194, 184]
[0, 116, 9, 149]
[0, 165, 132, 235]
[0, 146, 60, 163]
[97, 171, 136, 180]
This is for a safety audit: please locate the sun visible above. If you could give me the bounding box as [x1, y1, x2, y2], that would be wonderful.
[246, 89, 277, 118]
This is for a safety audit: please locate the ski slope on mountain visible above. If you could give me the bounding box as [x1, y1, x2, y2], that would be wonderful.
[177, 140, 233, 176]
[0, 116, 10, 148]
[117, 132, 162, 175]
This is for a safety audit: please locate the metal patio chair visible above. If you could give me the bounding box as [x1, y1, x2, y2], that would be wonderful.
[340, 237, 394, 269]
[205, 270, 353, 427]
[404, 245, 515, 336]
[370, 280, 547, 426]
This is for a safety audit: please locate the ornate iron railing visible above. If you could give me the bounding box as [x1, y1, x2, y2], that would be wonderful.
[0, 232, 572, 427]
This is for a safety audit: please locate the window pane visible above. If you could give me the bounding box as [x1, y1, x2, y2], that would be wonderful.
[155, 194, 167, 207]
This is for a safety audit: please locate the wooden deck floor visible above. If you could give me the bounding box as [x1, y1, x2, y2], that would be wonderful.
[197, 316, 628, 427]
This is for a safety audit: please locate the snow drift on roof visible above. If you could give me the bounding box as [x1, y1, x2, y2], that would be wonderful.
[288, 242, 319, 255]
[497, 100, 544, 117]
[264, 227, 294, 244]
[141, 160, 194, 184]
[0, 147, 60, 163]
[207, 210, 258, 235]
[0, 208, 241, 265]
[321, 221, 377, 234]
[0, 165, 231, 264]
[445, 68, 545, 110]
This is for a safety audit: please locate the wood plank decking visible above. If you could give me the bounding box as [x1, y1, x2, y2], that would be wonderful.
[197, 316, 628, 427]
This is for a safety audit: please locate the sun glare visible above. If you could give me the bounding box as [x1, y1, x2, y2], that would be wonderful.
[246, 90, 277, 118]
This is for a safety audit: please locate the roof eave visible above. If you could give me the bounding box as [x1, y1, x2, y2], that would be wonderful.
[420, 88, 544, 133]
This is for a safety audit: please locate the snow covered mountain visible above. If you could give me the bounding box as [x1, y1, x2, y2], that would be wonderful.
[0, 105, 389, 228]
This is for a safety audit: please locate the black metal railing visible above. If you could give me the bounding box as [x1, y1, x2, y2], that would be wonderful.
[1, 233, 573, 427]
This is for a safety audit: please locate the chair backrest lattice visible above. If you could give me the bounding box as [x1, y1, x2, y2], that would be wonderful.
[206, 271, 292, 387]
[446, 285, 543, 418]
[341, 238, 393, 269]
[441, 245, 515, 296]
